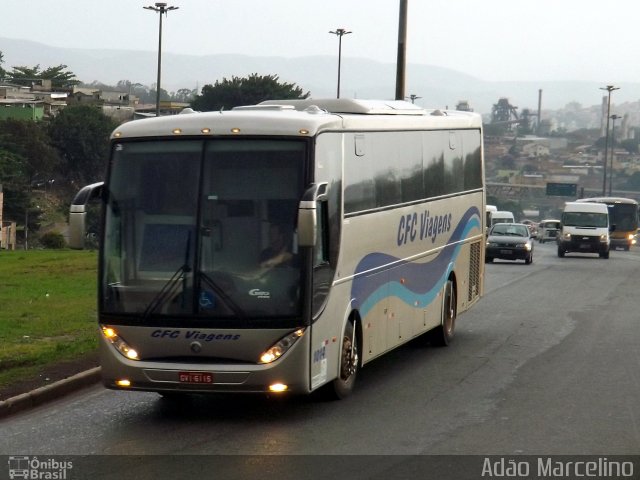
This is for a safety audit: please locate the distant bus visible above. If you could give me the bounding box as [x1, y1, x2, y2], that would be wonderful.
[576, 197, 638, 250]
[69, 98, 485, 399]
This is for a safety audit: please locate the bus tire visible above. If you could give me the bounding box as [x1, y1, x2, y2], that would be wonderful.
[430, 279, 456, 347]
[330, 320, 360, 399]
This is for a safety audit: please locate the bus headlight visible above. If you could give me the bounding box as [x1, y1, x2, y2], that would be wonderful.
[599, 234, 608, 242]
[101, 326, 139, 360]
[259, 328, 306, 364]
[562, 233, 572, 241]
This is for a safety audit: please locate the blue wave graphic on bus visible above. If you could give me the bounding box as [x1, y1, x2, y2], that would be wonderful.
[351, 207, 480, 318]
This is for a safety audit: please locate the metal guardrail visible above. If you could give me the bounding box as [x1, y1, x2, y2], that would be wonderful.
[486, 182, 640, 202]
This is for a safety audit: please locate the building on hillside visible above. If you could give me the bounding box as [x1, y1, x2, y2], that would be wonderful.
[1, 80, 68, 118]
[0, 82, 45, 120]
[522, 142, 550, 158]
[0, 98, 45, 120]
[67, 86, 138, 122]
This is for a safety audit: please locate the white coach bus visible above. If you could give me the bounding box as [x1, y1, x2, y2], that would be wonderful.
[69, 98, 485, 399]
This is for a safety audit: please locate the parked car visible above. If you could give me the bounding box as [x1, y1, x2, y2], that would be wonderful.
[538, 219, 561, 243]
[485, 223, 534, 264]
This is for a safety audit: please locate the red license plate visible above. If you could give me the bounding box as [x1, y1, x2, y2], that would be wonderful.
[179, 372, 213, 384]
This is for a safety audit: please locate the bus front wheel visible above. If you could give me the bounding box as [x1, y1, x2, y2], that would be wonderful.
[430, 279, 456, 347]
[330, 320, 360, 399]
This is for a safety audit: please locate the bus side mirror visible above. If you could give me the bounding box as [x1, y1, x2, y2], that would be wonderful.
[610, 224, 616, 233]
[68, 182, 104, 249]
[297, 183, 328, 247]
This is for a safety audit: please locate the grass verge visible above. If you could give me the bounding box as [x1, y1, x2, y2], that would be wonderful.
[0, 249, 98, 390]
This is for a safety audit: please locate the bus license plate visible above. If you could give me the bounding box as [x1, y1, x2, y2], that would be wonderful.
[179, 372, 213, 384]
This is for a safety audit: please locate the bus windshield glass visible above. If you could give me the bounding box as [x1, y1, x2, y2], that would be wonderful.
[608, 203, 638, 231]
[102, 139, 306, 325]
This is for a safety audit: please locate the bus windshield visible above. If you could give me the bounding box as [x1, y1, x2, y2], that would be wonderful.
[102, 139, 306, 325]
[608, 203, 638, 231]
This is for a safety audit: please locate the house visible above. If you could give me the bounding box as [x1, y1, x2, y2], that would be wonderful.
[0, 83, 45, 120]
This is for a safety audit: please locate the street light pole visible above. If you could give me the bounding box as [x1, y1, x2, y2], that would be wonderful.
[599, 85, 619, 195]
[395, 0, 408, 100]
[609, 114, 620, 196]
[144, 2, 179, 117]
[329, 28, 352, 99]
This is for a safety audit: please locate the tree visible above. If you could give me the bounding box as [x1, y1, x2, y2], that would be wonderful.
[172, 88, 197, 103]
[7, 64, 80, 88]
[191, 73, 310, 111]
[0, 119, 61, 246]
[0, 50, 6, 79]
[48, 105, 118, 190]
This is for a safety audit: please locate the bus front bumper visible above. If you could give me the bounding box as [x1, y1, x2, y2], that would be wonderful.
[99, 339, 311, 395]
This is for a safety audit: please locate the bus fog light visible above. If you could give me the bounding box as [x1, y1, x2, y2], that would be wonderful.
[259, 328, 306, 364]
[269, 383, 288, 393]
[101, 326, 140, 361]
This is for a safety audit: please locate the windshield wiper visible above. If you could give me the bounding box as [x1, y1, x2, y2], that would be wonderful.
[142, 231, 192, 318]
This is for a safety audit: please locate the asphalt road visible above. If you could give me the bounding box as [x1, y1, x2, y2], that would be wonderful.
[2, 241, 639, 474]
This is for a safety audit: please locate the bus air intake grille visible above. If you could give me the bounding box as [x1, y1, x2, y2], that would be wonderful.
[468, 241, 481, 302]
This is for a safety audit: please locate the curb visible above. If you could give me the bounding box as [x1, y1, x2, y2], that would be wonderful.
[0, 367, 102, 419]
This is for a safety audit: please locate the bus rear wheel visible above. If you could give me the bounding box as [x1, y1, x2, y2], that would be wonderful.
[330, 320, 359, 399]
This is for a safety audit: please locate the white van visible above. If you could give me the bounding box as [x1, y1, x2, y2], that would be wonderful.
[490, 210, 515, 226]
[538, 219, 561, 243]
[557, 202, 611, 258]
[486, 205, 497, 233]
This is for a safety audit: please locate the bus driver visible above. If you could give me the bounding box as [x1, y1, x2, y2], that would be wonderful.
[259, 223, 293, 269]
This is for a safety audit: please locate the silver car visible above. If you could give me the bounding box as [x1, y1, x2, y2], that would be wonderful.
[485, 223, 534, 264]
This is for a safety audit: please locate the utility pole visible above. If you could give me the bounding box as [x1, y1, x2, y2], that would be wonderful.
[395, 0, 408, 100]
[144, 2, 179, 117]
[329, 28, 352, 99]
[609, 114, 620, 196]
[599, 85, 619, 196]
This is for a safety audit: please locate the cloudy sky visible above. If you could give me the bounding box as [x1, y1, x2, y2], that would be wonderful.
[1, 0, 638, 83]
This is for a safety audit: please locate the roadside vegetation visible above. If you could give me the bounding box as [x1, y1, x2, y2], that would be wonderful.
[0, 250, 98, 389]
